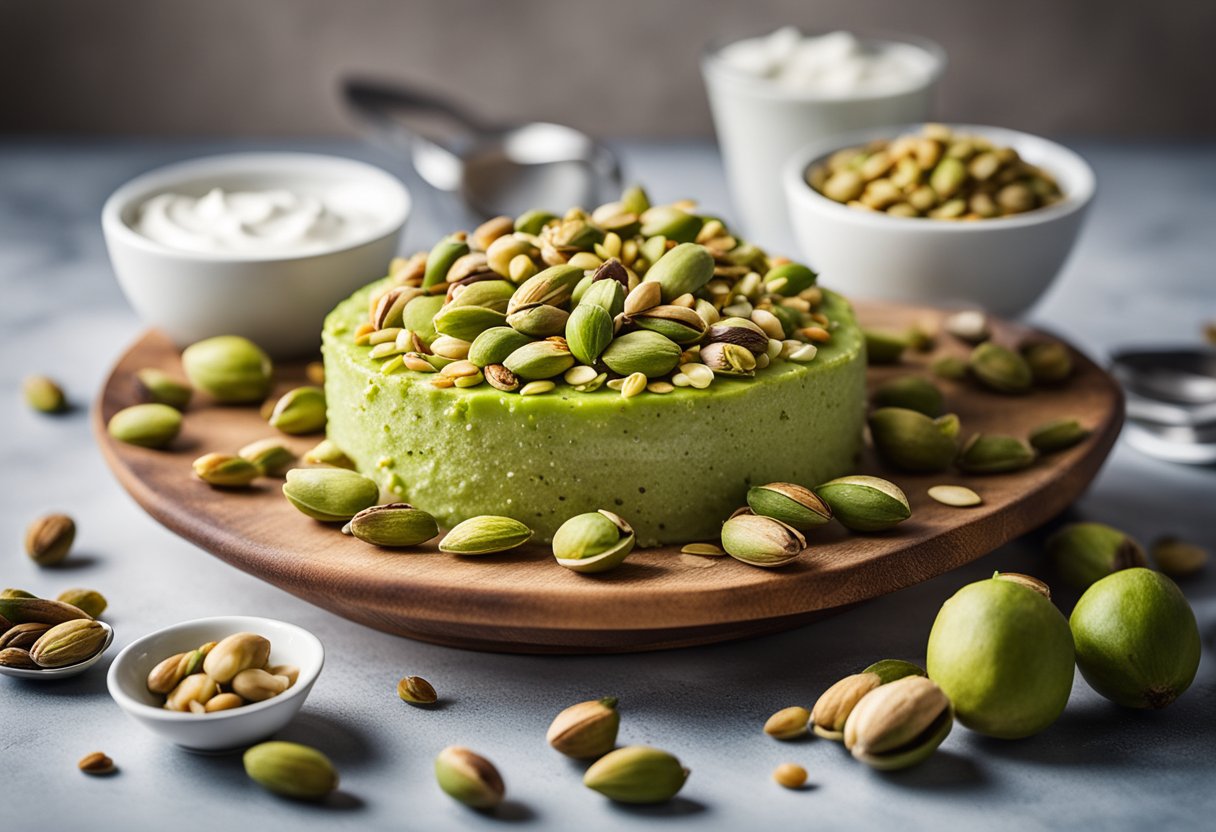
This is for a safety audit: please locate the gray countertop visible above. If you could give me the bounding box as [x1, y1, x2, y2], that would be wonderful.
[1, 139, 1213, 831]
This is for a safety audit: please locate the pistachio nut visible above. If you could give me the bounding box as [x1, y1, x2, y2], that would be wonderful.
[579, 275, 626, 316]
[993, 571, 1052, 599]
[566, 302, 614, 365]
[507, 264, 584, 314]
[302, 439, 355, 470]
[147, 651, 192, 694]
[1028, 418, 1090, 454]
[203, 632, 272, 683]
[931, 355, 969, 380]
[872, 376, 944, 417]
[468, 327, 535, 368]
[842, 676, 953, 770]
[927, 484, 982, 508]
[623, 280, 662, 317]
[433, 304, 508, 342]
[1023, 340, 1074, 383]
[25, 512, 76, 566]
[863, 329, 909, 365]
[639, 206, 702, 243]
[471, 215, 514, 251]
[29, 619, 108, 668]
[23, 375, 68, 413]
[448, 279, 515, 311]
[969, 342, 1033, 394]
[134, 368, 192, 410]
[55, 588, 107, 619]
[205, 693, 246, 713]
[763, 706, 811, 740]
[434, 746, 505, 809]
[0, 647, 37, 669]
[863, 658, 929, 684]
[698, 342, 756, 377]
[506, 302, 569, 337]
[642, 241, 714, 301]
[244, 741, 339, 801]
[810, 673, 882, 740]
[553, 510, 636, 574]
[0, 623, 50, 650]
[401, 294, 446, 345]
[267, 386, 326, 435]
[107, 403, 182, 449]
[868, 407, 959, 472]
[181, 335, 273, 403]
[815, 475, 911, 532]
[720, 511, 806, 568]
[439, 515, 533, 555]
[232, 668, 291, 702]
[503, 338, 574, 381]
[342, 503, 439, 548]
[0, 588, 36, 599]
[619, 184, 651, 216]
[763, 263, 817, 296]
[583, 745, 689, 804]
[1047, 522, 1148, 590]
[372, 285, 422, 329]
[515, 209, 557, 235]
[422, 233, 470, 289]
[484, 364, 521, 392]
[704, 316, 769, 355]
[957, 434, 1037, 473]
[1151, 537, 1208, 578]
[239, 438, 297, 477]
[397, 675, 438, 705]
[773, 763, 808, 789]
[547, 697, 621, 758]
[487, 233, 541, 279]
[0, 595, 91, 626]
[746, 483, 832, 531]
[192, 452, 259, 488]
[600, 330, 681, 378]
[184, 642, 215, 676]
[282, 468, 379, 522]
[630, 304, 707, 345]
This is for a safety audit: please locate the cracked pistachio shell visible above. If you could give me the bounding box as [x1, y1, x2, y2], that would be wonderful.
[547, 697, 621, 758]
[268, 386, 327, 435]
[720, 512, 806, 568]
[566, 303, 614, 365]
[107, 403, 182, 449]
[553, 511, 635, 574]
[763, 706, 811, 740]
[631, 304, 707, 345]
[244, 741, 339, 801]
[342, 503, 439, 548]
[969, 342, 1033, 394]
[507, 264, 584, 314]
[704, 317, 769, 355]
[203, 632, 271, 683]
[641, 241, 713, 301]
[868, 407, 959, 473]
[639, 206, 702, 243]
[811, 673, 882, 739]
[515, 209, 557, 235]
[1029, 418, 1090, 454]
[957, 434, 1036, 473]
[815, 476, 911, 532]
[433, 304, 508, 342]
[468, 327, 534, 369]
[401, 294, 446, 346]
[843, 676, 953, 770]
[422, 234, 470, 289]
[578, 277, 625, 317]
[506, 303, 569, 338]
[134, 368, 192, 410]
[1047, 522, 1148, 590]
[763, 262, 817, 296]
[193, 452, 260, 487]
[25, 513, 75, 566]
[601, 330, 681, 378]
[239, 438, 297, 477]
[583, 745, 689, 804]
[503, 339, 574, 381]
[29, 619, 108, 668]
[181, 335, 272, 403]
[439, 516, 533, 555]
[746, 483, 832, 531]
[435, 746, 505, 809]
[871, 376, 944, 416]
[283, 468, 379, 523]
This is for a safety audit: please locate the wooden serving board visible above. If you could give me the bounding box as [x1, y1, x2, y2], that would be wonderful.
[94, 301, 1123, 653]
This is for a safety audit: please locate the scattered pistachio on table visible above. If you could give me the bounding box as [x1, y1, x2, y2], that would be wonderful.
[244, 741, 338, 801]
[181, 335, 273, 404]
[434, 746, 505, 810]
[134, 368, 192, 409]
[583, 745, 689, 804]
[1150, 536, 1207, 578]
[397, 675, 438, 705]
[107, 403, 182, 449]
[547, 697, 620, 758]
[78, 752, 116, 776]
[25, 513, 76, 566]
[23, 375, 68, 414]
[772, 762, 808, 789]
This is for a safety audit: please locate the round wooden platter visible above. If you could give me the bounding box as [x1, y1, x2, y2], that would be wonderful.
[94, 301, 1123, 654]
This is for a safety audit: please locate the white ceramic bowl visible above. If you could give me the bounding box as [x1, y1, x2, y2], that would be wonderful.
[783, 124, 1096, 316]
[107, 616, 324, 752]
[102, 152, 410, 357]
[0, 620, 114, 681]
[702, 32, 945, 248]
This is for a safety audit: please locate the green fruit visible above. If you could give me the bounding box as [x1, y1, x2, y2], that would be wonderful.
[927, 577, 1074, 738]
[1070, 568, 1200, 709]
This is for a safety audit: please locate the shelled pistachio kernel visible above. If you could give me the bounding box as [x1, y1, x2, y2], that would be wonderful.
[282, 468, 379, 522]
[439, 515, 533, 555]
[746, 483, 832, 531]
[25, 513, 76, 566]
[1029, 418, 1090, 453]
[720, 512, 805, 568]
[815, 476, 911, 532]
[773, 763, 808, 789]
[435, 746, 505, 809]
[583, 745, 689, 804]
[397, 675, 438, 705]
[107, 403, 182, 449]
[344, 503, 439, 548]
[267, 386, 327, 435]
[547, 697, 621, 758]
[1151, 537, 1208, 577]
[78, 752, 116, 776]
[192, 452, 260, 488]
[23, 375, 68, 413]
[134, 368, 192, 409]
[203, 632, 271, 683]
[238, 438, 297, 477]
[927, 485, 982, 508]
[244, 741, 338, 801]
[553, 510, 636, 573]
[764, 706, 811, 740]
[181, 335, 273, 403]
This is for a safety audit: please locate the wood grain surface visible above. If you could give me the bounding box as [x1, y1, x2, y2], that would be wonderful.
[93, 301, 1123, 653]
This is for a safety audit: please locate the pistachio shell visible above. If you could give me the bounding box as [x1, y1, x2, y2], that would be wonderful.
[956, 434, 1036, 473]
[515, 209, 557, 235]
[507, 264, 584, 314]
[811, 673, 882, 739]
[23, 375, 67, 413]
[506, 303, 569, 338]
[422, 234, 470, 289]
[843, 676, 953, 770]
[600, 330, 681, 378]
[433, 304, 508, 342]
[578, 277, 625, 317]
[871, 376, 944, 416]
[24, 513, 76, 566]
[401, 295, 446, 346]
[468, 327, 535, 368]
[704, 317, 768, 354]
[639, 207, 702, 243]
[720, 512, 805, 568]
[553, 511, 635, 574]
[192, 452, 260, 488]
[641, 241, 713, 301]
[244, 741, 339, 801]
[55, 588, 107, 619]
[448, 279, 515, 312]
[238, 438, 297, 477]
[631, 305, 707, 345]
[1029, 418, 1090, 453]
[181, 335, 272, 403]
[763, 263, 817, 296]
[868, 407, 959, 472]
[134, 368, 192, 409]
[282, 468, 379, 522]
[583, 745, 689, 804]
[1023, 341, 1073, 383]
[107, 403, 182, 449]
[746, 483, 832, 531]
[0, 595, 91, 626]
[969, 342, 1033, 394]
[863, 329, 909, 365]
[547, 697, 621, 758]
[815, 475, 911, 532]
[343, 503, 439, 547]
[503, 339, 575, 381]
[566, 303, 614, 365]
[29, 619, 108, 668]
[435, 746, 505, 809]
[397, 675, 438, 705]
[439, 516, 533, 555]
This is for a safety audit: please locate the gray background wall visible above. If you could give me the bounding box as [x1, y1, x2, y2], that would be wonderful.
[1, 0, 1212, 139]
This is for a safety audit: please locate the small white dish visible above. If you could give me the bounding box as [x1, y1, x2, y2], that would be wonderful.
[0, 620, 114, 680]
[783, 123, 1096, 316]
[102, 152, 411, 357]
[106, 615, 324, 752]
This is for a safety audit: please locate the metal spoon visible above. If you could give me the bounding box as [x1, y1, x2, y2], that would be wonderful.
[1110, 347, 1216, 465]
[343, 78, 621, 219]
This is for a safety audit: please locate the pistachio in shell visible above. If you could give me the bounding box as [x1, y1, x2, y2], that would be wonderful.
[1046, 522, 1148, 590]
[862, 329, 909, 365]
[583, 745, 689, 804]
[181, 335, 272, 404]
[439, 516, 533, 555]
[434, 746, 505, 810]
[267, 386, 327, 435]
[342, 503, 439, 548]
[244, 741, 339, 801]
[1022, 340, 1073, 384]
[134, 368, 192, 410]
[969, 341, 1033, 394]
[547, 697, 621, 758]
[720, 512, 806, 568]
[868, 408, 959, 473]
[553, 511, 635, 574]
[600, 330, 682, 379]
[746, 482, 832, 531]
[282, 468, 379, 523]
[871, 376, 944, 416]
[843, 676, 953, 770]
[107, 403, 182, 449]
[956, 434, 1036, 474]
[1029, 418, 1090, 454]
[641, 241, 714, 301]
[814, 476, 910, 532]
[468, 327, 534, 368]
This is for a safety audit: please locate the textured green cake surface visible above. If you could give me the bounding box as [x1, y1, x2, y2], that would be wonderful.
[323, 280, 866, 545]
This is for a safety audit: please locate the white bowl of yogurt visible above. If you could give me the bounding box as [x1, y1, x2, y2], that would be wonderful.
[102, 153, 410, 357]
[702, 28, 945, 249]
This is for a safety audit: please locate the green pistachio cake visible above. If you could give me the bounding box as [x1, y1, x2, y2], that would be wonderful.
[321, 190, 866, 545]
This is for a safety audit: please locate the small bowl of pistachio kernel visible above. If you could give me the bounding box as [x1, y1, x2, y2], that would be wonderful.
[106, 615, 324, 752]
[783, 123, 1095, 315]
